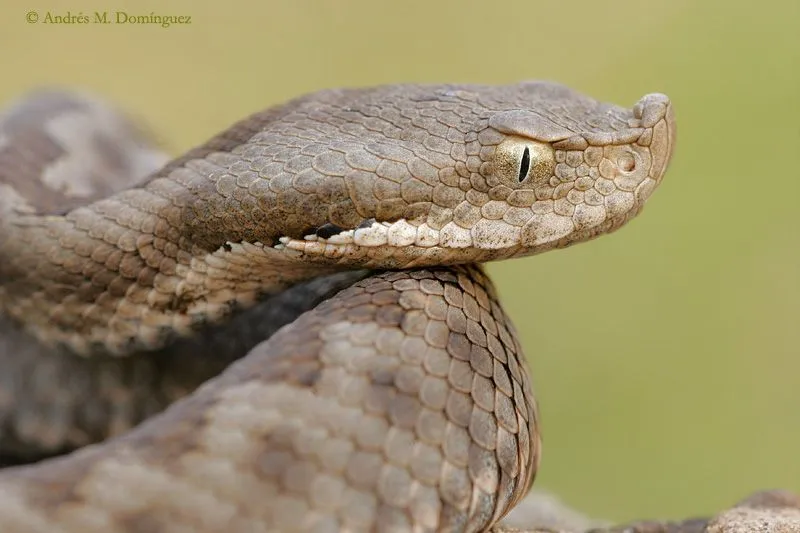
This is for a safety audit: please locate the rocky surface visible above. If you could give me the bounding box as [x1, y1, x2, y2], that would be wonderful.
[492, 489, 800, 533]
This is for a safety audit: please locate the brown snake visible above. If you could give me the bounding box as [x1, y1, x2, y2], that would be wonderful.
[0, 82, 675, 532]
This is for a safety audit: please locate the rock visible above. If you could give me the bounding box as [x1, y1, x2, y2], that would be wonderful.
[705, 490, 800, 533]
[492, 489, 800, 533]
[493, 490, 606, 532]
[588, 518, 709, 533]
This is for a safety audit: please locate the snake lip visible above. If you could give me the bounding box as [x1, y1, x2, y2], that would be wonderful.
[277, 219, 400, 250]
[274, 217, 527, 264]
[307, 218, 379, 240]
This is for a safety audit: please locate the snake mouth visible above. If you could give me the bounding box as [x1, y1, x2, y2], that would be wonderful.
[273, 218, 524, 265]
[276, 218, 437, 255]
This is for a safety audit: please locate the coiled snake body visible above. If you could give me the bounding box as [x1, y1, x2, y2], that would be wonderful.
[0, 82, 675, 532]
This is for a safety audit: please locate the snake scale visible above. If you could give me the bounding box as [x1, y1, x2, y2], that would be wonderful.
[0, 81, 675, 532]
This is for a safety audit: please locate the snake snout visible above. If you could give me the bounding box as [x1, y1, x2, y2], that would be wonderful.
[634, 93, 676, 182]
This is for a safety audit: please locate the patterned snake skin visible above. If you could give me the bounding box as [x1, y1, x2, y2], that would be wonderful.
[0, 82, 675, 532]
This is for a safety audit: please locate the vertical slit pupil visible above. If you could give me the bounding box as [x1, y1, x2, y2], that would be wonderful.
[518, 147, 531, 182]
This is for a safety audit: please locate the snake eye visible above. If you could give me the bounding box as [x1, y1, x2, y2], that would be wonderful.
[518, 147, 531, 182]
[493, 137, 555, 186]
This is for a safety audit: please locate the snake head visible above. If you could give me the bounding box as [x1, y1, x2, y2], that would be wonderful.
[269, 82, 675, 268]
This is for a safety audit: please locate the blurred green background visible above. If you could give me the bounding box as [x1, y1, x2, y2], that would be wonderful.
[2, 0, 798, 523]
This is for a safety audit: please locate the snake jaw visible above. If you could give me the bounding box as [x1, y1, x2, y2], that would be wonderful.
[273, 217, 529, 268]
[275, 218, 446, 266]
[275, 218, 432, 256]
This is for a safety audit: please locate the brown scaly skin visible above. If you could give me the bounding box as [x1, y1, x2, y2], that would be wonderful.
[0, 82, 675, 532]
[1, 266, 539, 532]
[0, 91, 371, 463]
[0, 82, 674, 356]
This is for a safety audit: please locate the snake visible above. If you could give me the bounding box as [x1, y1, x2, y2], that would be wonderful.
[0, 81, 675, 532]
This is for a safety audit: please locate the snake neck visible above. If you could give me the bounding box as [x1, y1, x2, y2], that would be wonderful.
[0, 173, 346, 356]
[0, 96, 360, 356]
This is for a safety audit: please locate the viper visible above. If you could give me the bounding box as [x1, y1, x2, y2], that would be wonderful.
[0, 81, 674, 532]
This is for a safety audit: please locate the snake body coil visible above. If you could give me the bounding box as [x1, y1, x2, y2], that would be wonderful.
[0, 82, 675, 532]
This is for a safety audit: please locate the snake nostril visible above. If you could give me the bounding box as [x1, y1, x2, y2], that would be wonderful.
[618, 152, 636, 172]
